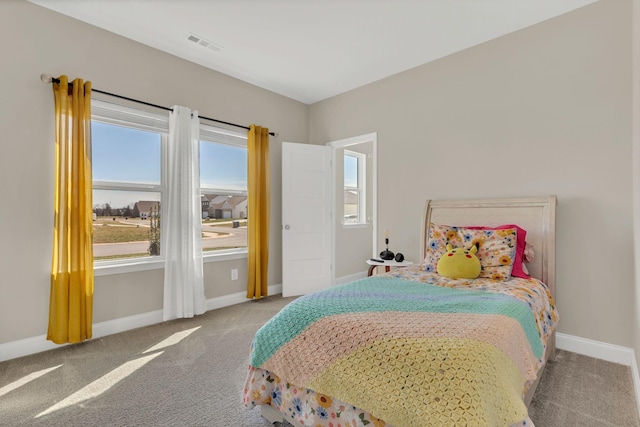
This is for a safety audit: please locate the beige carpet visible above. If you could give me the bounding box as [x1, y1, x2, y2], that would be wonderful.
[0, 295, 638, 427]
[529, 350, 639, 426]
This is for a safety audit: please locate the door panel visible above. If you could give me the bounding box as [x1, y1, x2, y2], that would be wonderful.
[282, 142, 332, 297]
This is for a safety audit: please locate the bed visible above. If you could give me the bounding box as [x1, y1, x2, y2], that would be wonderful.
[244, 196, 558, 427]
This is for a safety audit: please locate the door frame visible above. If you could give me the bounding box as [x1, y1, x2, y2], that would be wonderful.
[328, 132, 378, 283]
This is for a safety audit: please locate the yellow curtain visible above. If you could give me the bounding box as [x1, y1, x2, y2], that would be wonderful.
[247, 125, 270, 299]
[48, 75, 94, 344]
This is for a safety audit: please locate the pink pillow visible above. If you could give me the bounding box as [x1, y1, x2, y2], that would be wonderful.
[465, 224, 530, 279]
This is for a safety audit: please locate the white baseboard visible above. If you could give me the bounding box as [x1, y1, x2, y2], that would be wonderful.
[633, 355, 640, 419]
[555, 332, 635, 365]
[206, 283, 283, 311]
[0, 283, 283, 363]
[556, 332, 640, 416]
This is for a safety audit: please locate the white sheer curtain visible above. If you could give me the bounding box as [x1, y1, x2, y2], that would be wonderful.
[163, 106, 206, 320]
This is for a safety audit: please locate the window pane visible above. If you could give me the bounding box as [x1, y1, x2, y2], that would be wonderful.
[92, 122, 161, 184]
[344, 189, 359, 223]
[200, 140, 248, 252]
[201, 194, 248, 252]
[93, 190, 161, 260]
[200, 141, 247, 190]
[344, 153, 361, 224]
[344, 154, 358, 188]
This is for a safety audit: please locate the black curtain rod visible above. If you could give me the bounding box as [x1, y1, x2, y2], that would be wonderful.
[44, 75, 276, 137]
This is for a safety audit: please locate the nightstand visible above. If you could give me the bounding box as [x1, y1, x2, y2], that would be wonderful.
[366, 259, 413, 276]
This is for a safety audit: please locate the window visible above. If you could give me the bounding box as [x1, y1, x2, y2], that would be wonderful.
[91, 99, 249, 269]
[91, 100, 167, 262]
[344, 150, 366, 225]
[200, 125, 248, 252]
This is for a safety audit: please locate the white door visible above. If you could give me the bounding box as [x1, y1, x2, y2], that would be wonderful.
[282, 142, 332, 297]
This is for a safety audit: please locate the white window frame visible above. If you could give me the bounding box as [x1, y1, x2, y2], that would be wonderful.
[199, 123, 249, 259]
[91, 99, 169, 276]
[343, 149, 366, 227]
[92, 100, 249, 276]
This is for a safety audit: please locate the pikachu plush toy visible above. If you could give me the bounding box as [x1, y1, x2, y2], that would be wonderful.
[436, 243, 481, 279]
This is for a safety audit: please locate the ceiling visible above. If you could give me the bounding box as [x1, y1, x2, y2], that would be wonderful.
[29, 0, 597, 105]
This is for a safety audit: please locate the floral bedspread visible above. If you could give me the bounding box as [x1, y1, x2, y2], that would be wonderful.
[244, 367, 537, 427]
[245, 366, 389, 426]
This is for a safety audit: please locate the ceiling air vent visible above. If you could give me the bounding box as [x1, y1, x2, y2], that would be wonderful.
[186, 33, 222, 52]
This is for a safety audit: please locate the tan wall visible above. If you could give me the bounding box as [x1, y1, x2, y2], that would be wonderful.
[310, 0, 634, 347]
[633, 0, 640, 386]
[0, 0, 308, 344]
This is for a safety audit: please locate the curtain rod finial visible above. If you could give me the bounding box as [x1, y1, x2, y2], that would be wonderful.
[40, 73, 53, 83]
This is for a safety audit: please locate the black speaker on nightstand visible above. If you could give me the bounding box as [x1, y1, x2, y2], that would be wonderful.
[380, 237, 394, 260]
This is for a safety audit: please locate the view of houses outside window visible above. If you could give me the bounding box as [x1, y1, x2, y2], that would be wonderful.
[92, 117, 164, 261]
[91, 100, 248, 262]
[344, 151, 365, 224]
[199, 135, 248, 253]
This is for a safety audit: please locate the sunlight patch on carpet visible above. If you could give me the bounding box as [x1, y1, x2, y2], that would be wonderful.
[143, 326, 201, 354]
[0, 365, 62, 398]
[35, 352, 163, 418]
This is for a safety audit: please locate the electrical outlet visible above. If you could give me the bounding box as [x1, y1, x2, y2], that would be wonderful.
[231, 269, 238, 280]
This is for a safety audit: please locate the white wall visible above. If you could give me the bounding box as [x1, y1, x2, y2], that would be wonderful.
[0, 0, 308, 346]
[310, 0, 635, 348]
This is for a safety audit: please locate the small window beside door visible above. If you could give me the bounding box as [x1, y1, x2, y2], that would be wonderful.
[344, 150, 366, 225]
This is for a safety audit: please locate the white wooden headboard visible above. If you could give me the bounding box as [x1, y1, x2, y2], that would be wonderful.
[420, 196, 557, 299]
